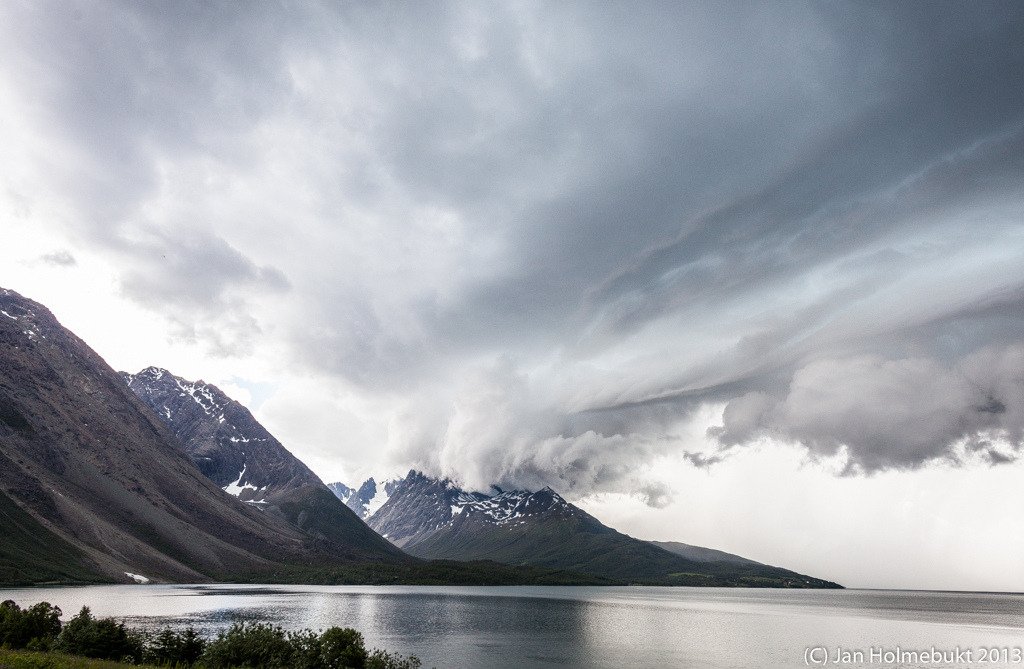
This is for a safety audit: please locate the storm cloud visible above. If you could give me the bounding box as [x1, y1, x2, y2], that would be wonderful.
[2, 2, 1023, 498]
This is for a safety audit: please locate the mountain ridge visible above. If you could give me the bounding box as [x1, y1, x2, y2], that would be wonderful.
[0, 286, 839, 589]
[121, 365, 407, 563]
[0, 288, 413, 585]
[347, 470, 841, 588]
[327, 478, 398, 519]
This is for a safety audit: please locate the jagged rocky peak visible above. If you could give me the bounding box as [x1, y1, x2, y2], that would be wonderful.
[361, 469, 585, 548]
[123, 367, 230, 424]
[0, 289, 52, 344]
[326, 482, 354, 502]
[122, 365, 323, 504]
[328, 476, 400, 519]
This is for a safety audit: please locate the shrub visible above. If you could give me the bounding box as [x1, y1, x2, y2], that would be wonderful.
[3, 601, 422, 669]
[53, 606, 144, 663]
[201, 622, 294, 668]
[319, 627, 368, 668]
[144, 627, 206, 667]
[0, 600, 62, 650]
[366, 649, 422, 669]
[283, 629, 323, 669]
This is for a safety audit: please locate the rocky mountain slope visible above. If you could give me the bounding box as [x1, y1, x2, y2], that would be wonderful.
[122, 368, 321, 502]
[121, 366, 406, 562]
[649, 540, 759, 565]
[356, 471, 841, 588]
[0, 288, 405, 585]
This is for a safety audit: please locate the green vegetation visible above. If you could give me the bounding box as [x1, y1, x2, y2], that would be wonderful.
[0, 491, 107, 586]
[0, 601, 61, 650]
[53, 608, 144, 663]
[228, 558, 613, 586]
[0, 648, 164, 668]
[0, 601, 422, 668]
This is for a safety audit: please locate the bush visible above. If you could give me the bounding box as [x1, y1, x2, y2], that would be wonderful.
[53, 606, 144, 663]
[144, 627, 206, 667]
[3, 601, 422, 669]
[366, 649, 422, 669]
[199, 622, 419, 669]
[319, 627, 368, 668]
[201, 622, 295, 668]
[0, 600, 62, 650]
[282, 628, 323, 669]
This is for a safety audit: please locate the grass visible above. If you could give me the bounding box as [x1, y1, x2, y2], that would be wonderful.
[0, 649, 161, 669]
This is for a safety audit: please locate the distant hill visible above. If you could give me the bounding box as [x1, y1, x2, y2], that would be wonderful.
[351, 471, 841, 588]
[648, 540, 760, 565]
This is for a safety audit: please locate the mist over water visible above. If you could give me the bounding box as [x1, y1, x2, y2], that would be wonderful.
[1, 585, 1021, 669]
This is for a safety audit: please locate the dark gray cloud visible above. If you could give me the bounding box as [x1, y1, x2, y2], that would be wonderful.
[2, 1, 1024, 499]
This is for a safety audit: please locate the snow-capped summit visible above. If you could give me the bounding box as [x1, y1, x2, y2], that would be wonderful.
[338, 470, 593, 549]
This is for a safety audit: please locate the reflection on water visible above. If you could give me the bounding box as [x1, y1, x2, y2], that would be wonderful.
[0, 585, 1021, 669]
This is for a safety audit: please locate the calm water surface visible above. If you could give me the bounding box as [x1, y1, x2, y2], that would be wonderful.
[1, 585, 1021, 668]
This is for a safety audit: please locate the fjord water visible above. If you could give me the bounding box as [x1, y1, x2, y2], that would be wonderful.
[1, 585, 1021, 669]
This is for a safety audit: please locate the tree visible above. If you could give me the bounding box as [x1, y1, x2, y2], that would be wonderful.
[54, 606, 144, 663]
[0, 600, 62, 649]
[145, 627, 206, 667]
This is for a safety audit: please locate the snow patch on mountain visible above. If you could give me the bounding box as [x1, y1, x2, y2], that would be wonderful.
[327, 482, 354, 503]
[1, 304, 46, 341]
[365, 485, 391, 517]
[328, 477, 400, 519]
[450, 488, 570, 525]
[172, 375, 226, 421]
[223, 465, 265, 501]
[355, 471, 587, 549]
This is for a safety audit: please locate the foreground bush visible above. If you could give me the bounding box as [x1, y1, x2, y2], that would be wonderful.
[54, 607, 144, 664]
[367, 649, 422, 669]
[0, 600, 63, 650]
[200, 622, 293, 668]
[200, 622, 421, 668]
[1, 601, 423, 668]
[144, 627, 206, 667]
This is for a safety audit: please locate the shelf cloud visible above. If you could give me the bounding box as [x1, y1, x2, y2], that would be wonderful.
[2, 2, 1023, 500]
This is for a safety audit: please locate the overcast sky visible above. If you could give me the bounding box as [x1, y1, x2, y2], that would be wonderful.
[3, 1, 1024, 591]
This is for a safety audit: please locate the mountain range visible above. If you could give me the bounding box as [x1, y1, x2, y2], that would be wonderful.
[0, 287, 398, 584]
[334, 471, 840, 587]
[328, 478, 396, 520]
[0, 288, 594, 586]
[0, 286, 839, 588]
